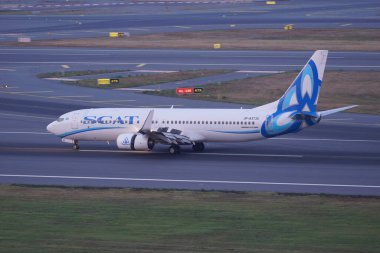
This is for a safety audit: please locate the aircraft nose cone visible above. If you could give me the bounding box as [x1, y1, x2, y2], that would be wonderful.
[47, 122, 55, 134]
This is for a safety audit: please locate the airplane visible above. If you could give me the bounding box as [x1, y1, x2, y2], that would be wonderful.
[47, 50, 357, 154]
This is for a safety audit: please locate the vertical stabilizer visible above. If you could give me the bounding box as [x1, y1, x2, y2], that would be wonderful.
[279, 50, 328, 114]
[261, 50, 328, 138]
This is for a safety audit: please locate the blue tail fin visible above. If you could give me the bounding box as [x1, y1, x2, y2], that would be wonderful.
[261, 50, 328, 137]
[279, 50, 328, 114]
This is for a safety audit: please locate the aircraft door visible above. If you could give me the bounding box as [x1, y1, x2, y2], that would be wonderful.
[71, 112, 80, 129]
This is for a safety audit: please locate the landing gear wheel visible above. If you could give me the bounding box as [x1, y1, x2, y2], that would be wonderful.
[169, 145, 180, 154]
[192, 142, 205, 152]
[72, 141, 80, 150]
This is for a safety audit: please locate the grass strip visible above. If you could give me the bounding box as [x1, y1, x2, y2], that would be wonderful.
[37, 69, 129, 78]
[4, 29, 380, 51]
[0, 185, 379, 253]
[144, 70, 380, 114]
[65, 69, 233, 89]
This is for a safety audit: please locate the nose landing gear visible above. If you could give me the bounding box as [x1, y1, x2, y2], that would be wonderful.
[72, 140, 80, 150]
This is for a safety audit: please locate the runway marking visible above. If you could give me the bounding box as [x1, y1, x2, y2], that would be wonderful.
[323, 121, 380, 127]
[237, 70, 284, 73]
[8, 90, 53, 94]
[340, 23, 352, 27]
[128, 28, 151, 31]
[132, 70, 178, 73]
[136, 63, 146, 68]
[115, 88, 159, 91]
[2, 48, 380, 56]
[203, 55, 344, 59]
[0, 174, 379, 189]
[0, 131, 51, 135]
[173, 26, 192, 29]
[272, 137, 380, 143]
[89, 99, 136, 103]
[0, 90, 137, 107]
[0, 68, 15, 71]
[323, 118, 353, 121]
[188, 152, 303, 158]
[1, 61, 379, 69]
[0, 112, 55, 120]
[48, 95, 92, 98]
[79, 149, 302, 158]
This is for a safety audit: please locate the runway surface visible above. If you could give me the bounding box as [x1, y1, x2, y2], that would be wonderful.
[0, 0, 379, 195]
[1, 0, 380, 42]
[0, 47, 379, 195]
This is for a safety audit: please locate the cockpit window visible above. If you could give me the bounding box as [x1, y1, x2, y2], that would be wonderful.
[57, 118, 64, 122]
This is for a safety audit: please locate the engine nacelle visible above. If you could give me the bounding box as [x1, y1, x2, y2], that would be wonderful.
[116, 133, 154, 151]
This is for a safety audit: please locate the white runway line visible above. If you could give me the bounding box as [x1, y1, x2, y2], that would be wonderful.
[9, 90, 53, 94]
[0, 174, 379, 189]
[237, 70, 284, 73]
[47, 95, 92, 98]
[0, 68, 15, 71]
[2, 61, 379, 69]
[0, 112, 55, 120]
[272, 137, 380, 143]
[0, 131, 51, 135]
[89, 99, 136, 102]
[189, 152, 303, 158]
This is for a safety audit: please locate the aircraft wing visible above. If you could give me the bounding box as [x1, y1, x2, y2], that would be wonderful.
[138, 110, 193, 145]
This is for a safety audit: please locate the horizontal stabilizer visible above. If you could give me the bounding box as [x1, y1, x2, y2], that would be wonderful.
[319, 105, 358, 117]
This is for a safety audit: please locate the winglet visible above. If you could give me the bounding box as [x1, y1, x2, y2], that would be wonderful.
[139, 110, 154, 133]
[319, 105, 358, 117]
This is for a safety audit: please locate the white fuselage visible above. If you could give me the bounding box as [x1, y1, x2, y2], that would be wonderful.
[47, 106, 276, 143]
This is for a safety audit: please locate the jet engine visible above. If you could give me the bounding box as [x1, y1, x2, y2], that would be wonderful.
[116, 133, 155, 151]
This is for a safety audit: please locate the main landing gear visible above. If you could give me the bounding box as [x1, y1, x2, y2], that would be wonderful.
[169, 142, 205, 155]
[169, 145, 180, 154]
[192, 142, 205, 152]
[72, 140, 80, 150]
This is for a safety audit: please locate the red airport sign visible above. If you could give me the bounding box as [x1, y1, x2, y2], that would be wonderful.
[176, 87, 203, 95]
[176, 87, 193, 95]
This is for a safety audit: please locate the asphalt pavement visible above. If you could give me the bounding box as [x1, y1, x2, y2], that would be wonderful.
[0, 47, 379, 195]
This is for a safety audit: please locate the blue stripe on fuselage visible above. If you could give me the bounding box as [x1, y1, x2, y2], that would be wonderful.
[58, 126, 122, 138]
[208, 129, 260, 134]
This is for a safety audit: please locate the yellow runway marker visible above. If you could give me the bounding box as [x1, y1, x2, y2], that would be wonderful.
[136, 63, 146, 68]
